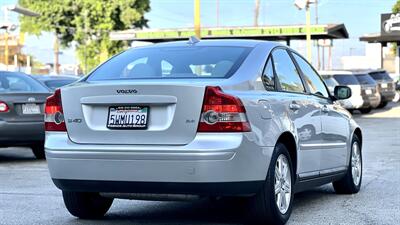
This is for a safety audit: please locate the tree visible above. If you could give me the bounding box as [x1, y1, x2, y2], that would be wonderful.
[394, 0, 400, 13]
[18, 0, 150, 73]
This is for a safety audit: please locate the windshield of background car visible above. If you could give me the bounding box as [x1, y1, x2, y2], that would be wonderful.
[333, 74, 359, 85]
[87, 46, 252, 81]
[322, 77, 338, 87]
[369, 71, 393, 81]
[355, 74, 377, 85]
[0, 73, 49, 93]
[44, 79, 76, 90]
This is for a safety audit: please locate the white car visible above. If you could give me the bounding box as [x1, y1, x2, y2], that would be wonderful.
[320, 71, 364, 111]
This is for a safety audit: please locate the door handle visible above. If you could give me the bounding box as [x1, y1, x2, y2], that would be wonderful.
[289, 103, 301, 111]
[322, 105, 329, 113]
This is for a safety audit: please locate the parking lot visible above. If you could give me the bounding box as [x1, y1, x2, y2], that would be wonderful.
[0, 103, 399, 225]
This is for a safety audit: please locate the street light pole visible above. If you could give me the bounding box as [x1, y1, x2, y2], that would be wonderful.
[294, 0, 315, 62]
[194, 0, 201, 38]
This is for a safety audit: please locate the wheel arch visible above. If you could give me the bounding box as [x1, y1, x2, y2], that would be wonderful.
[353, 127, 363, 149]
[276, 132, 298, 176]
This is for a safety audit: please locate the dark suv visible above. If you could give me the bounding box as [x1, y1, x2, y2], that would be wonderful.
[353, 73, 381, 113]
[368, 70, 396, 108]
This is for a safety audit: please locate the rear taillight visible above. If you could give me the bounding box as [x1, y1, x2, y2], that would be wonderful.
[45, 89, 66, 131]
[0, 101, 9, 112]
[197, 86, 251, 132]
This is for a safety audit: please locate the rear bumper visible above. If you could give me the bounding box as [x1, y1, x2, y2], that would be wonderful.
[52, 179, 264, 196]
[338, 96, 363, 109]
[361, 94, 381, 108]
[380, 91, 396, 102]
[0, 120, 44, 146]
[45, 132, 272, 196]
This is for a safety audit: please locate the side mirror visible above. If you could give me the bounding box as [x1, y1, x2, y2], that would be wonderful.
[334, 86, 352, 100]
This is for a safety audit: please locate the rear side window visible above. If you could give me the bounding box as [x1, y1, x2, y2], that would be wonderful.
[0, 73, 48, 93]
[87, 46, 251, 81]
[272, 49, 305, 93]
[369, 71, 392, 81]
[333, 75, 359, 85]
[261, 58, 275, 91]
[292, 53, 329, 98]
[355, 74, 376, 85]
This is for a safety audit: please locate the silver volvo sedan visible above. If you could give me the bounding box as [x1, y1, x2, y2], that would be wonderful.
[45, 40, 363, 225]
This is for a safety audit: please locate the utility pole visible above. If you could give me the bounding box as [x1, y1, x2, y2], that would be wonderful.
[54, 36, 60, 74]
[216, 0, 220, 27]
[254, 0, 260, 26]
[194, 0, 201, 38]
[315, 0, 320, 70]
[305, 5, 311, 62]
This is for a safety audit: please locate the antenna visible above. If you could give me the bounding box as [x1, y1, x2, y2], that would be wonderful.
[187, 36, 200, 45]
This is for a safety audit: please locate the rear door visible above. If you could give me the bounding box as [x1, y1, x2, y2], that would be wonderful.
[291, 53, 349, 172]
[271, 48, 322, 177]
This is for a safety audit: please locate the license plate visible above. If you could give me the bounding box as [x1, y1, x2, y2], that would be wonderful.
[107, 106, 148, 129]
[22, 103, 40, 114]
[381, 83, 388, 88]
[365, 89, 372, 95]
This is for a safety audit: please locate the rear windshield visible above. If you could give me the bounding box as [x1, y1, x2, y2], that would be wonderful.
[369, 71, 392, 81]
[44, 79, 76, 90]
[0, 72, 49, 93]
[355, 74, 376, 85]
[87, 46, 251, 81]
[333, 75, 359, 85]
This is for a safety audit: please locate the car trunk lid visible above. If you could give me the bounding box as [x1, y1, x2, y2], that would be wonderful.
[0, 93, 50, 122]
[62, 83, 205, 145]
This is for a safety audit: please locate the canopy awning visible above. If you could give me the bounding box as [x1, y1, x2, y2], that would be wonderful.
[110, 24, 349, 43]
[359, 33, 400, 46]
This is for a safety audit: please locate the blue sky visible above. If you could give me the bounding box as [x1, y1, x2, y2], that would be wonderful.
[0, 0, 397, 68]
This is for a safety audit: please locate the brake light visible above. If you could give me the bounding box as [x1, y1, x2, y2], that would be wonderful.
[0, 101, 9, 112]
[45, 89, 66, 131]
[197, 86, 251, 132]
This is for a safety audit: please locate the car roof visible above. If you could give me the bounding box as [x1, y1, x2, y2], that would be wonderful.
[131, 39, 281, 49]
[318, 70, 354, 75]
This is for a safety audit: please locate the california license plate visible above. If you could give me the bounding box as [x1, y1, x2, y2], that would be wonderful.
[381, 83, 388, 88]
[107, 106, 148, 129]
[365, 89, 372, 95]
[22, 103, 40, 114]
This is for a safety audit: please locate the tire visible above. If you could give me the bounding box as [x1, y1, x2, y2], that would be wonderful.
[359, 108, 371, 114]
[377, 101, 388, 109]
[333, 135, 362, 194]
[62, 191, 114, 219]
[246, 143, 294, 225]
[31, 144, 46, 159]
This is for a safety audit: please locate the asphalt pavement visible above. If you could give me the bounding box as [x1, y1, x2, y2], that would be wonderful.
[1, 103, 399, 225]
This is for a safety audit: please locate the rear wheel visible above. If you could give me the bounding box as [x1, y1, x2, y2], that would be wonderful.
[377, 101, 388, 109]
[359, 108, 372, 114]
[62, 191, 113, 219]
[333, 135, 362, 194]
[31, 144, 45, 159]
[246, 143, 294, 225]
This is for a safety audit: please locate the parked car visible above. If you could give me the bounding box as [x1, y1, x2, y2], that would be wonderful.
[368, 69, 396, 108]
[32, 75, 79, 91]
[0, 71, 51, 159]
[353, 73, 381, 113]
[45, 40, 363, 225]
[319, 71, 364, 112]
